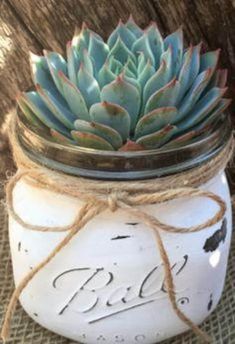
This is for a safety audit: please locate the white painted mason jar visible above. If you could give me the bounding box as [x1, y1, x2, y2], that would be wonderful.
[9, 113, 233, 343]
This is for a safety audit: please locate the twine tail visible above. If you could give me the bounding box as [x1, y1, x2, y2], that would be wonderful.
[153, 229, 211, 343]
[1, 202, 105, 342]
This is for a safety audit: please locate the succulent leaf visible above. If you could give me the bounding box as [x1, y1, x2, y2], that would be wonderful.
[80, 49, 94, 76]
[136, 125, 177, 149]
[200, 49, 220, 72]
[135, 107, 178, 139]
[177, 68, 213, 122]
[125, 15, 143, 38]
[29, 52, 60, 98]
[143, 59, 170, 110]
[138, 60, 155, 90]
[108, 20, 136, 49]
[108, 56, 123, 74]
[164, 27, 183, 75]
[21, 92, 70, 136]
[17, 95, 45, 128]
[125, 56, 137, 76]
[90, 101, 130, 140]
[77, 65, 100, 108]
[119, 140, 144, 151]
[145, 78, 180, 114]
[98, 62, 116, 88]
[88, 33, 109, 75]
[177, 44, 201, 102]
[74, 119, 123, 149]
[43, 50, 67, 95]
[36, 84, 76, 129]
[71, 131, 115, 150]
[58, 71, 90, 121]
[132, 33, 155, 66]
[162, 130, 201, 149]
[108, 37, 136, 65]
[177, 87, 227, 132]
[51, 129, 76, 145]
[101, 75, 140, 131]
[193, 98, 231, 131]
[66, 41, 80, 85]
[145, 23, 164, 68]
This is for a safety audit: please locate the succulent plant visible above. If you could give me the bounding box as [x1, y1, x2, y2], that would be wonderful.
[17, 16, 231, 151]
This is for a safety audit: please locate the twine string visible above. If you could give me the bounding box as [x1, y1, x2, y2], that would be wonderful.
[1, 113, 234, 343]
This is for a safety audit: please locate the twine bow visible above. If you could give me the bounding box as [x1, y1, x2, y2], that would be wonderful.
[1, 114, 234, 343]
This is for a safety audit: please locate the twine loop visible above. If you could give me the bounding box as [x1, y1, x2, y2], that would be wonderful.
[1, 113, 234, 344]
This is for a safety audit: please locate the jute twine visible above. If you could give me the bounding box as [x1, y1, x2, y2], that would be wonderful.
[1, 113, 234, 343]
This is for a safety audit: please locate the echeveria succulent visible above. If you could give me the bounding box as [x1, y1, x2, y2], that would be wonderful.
[17, 16, 231, 151]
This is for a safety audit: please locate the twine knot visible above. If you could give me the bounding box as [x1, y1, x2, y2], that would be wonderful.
[107, 191, 127, 212]
[108, 192, 119, 212]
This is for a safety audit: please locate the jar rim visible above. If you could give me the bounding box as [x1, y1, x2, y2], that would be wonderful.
[16, 109, 233, 180]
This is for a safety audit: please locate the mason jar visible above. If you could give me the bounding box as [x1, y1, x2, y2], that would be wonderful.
[8, 111, 233, 344]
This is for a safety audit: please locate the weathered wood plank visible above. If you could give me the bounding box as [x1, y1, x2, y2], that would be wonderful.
[0, 0, 43, 118]
[1, 0, 235, 124]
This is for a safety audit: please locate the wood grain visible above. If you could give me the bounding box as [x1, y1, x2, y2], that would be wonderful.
[0, 0, 235, 121]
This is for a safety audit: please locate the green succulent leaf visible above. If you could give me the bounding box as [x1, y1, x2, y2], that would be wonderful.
[74, 119, 123, 149]
[88, 33, 109, 75]
[178, 87, 227, 132]
[164, 27, 183, 75]
[98, 62, 116, 88]
[193, 98, 231, 131]
[21, 91, 70, 136]
[108, 56, 123, 75]
[90, 101, 131, 140]
[138, 60, 155, 90]
[200, 49, 220, 72]
[36, 84, 76, 129]
[71, 131, 114, 150]
[122, 73, 141, 94]
[77, 65, 100, 109]
[119, 140, 145, 151]
[44, 50, 67, 95]
[135, 107, 178, 139]
[29, 52, 60, 98]
[143, 58, 171, 111]
[162, 130, 200, 149]
[177, 44, 201, 102]
[145, 78, 180, 114]
[145, 23, 164, 68]
[136, 125, 177, 149]
[202, 69, 228, 96]
[124, 56, 137, 76]
[58, 71, 90, 121]
[66, 41, 80, 85]
[108, 20, 136, 50]
[132, 33, 155, 66]
[50, 129, 76, 145]
[177, 68, 213, 122]
[108, 37, 136, 65]
[101, 75, 140, 131]
[17, 95, 45, 128]
[137, 52, 146, 75]
[125, 15, 143, 38]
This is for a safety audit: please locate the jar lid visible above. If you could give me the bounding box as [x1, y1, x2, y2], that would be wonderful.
[16, 109, 233, 180]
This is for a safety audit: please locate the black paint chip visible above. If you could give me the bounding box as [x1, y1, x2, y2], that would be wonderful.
[208, 294, 213, 311]
[111, 235, 131, 240]
[203, 218, 227, 253]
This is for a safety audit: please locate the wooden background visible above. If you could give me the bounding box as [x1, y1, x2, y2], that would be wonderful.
[0, 0, 235, 124]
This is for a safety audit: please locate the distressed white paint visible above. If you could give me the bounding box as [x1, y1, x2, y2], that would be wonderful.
[9, 171, 232, 343]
